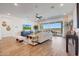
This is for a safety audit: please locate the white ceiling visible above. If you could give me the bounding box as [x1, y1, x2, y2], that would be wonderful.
[0, 3, 75, 19]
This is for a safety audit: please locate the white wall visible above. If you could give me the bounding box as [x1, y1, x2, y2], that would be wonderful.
[0, 15, 34, 38]
[72, 4, 79, 33]
[73, 4, 77, 30]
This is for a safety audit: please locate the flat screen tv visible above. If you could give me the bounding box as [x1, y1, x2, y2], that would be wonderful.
[23, 24, 31, 30]
[43, 22, 62, 29]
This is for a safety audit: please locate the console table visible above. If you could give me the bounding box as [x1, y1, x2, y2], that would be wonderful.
[66, 34, 78, 56]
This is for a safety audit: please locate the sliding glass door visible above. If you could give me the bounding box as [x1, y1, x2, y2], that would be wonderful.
[41, 21, 63, 36]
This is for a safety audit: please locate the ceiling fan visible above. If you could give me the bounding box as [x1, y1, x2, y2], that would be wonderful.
[35, 13, 43, 20]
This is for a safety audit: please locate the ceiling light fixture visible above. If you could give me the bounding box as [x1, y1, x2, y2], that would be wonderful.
[64, 13, 66, 15]
[8, 13, 11, 16]
[14, 3, 18, 6]
[51, 6, 54, 9]
[60, 3, 64, 7]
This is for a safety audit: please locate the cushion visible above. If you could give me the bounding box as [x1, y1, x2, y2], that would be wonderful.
[21, 31, 33, 37]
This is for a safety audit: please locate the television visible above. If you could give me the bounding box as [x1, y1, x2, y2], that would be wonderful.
[23, 24, 31, 30]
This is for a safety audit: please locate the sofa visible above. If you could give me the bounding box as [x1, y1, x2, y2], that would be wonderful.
[16, 30, 33, 42]
[16, 31, 52, 45]
[21, 31, 33, 37]
[35, 31, 52, 43]
[25, 31, 52, 45]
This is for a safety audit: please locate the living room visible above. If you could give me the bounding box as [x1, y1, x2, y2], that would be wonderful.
[0, 3, 79, 56]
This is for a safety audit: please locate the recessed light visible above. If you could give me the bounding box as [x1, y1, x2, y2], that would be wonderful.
[8, 13, 11, 16]
[14, 3, 18, 6]
[60, 3, 64, 7]
[64, 13, 66, 15]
